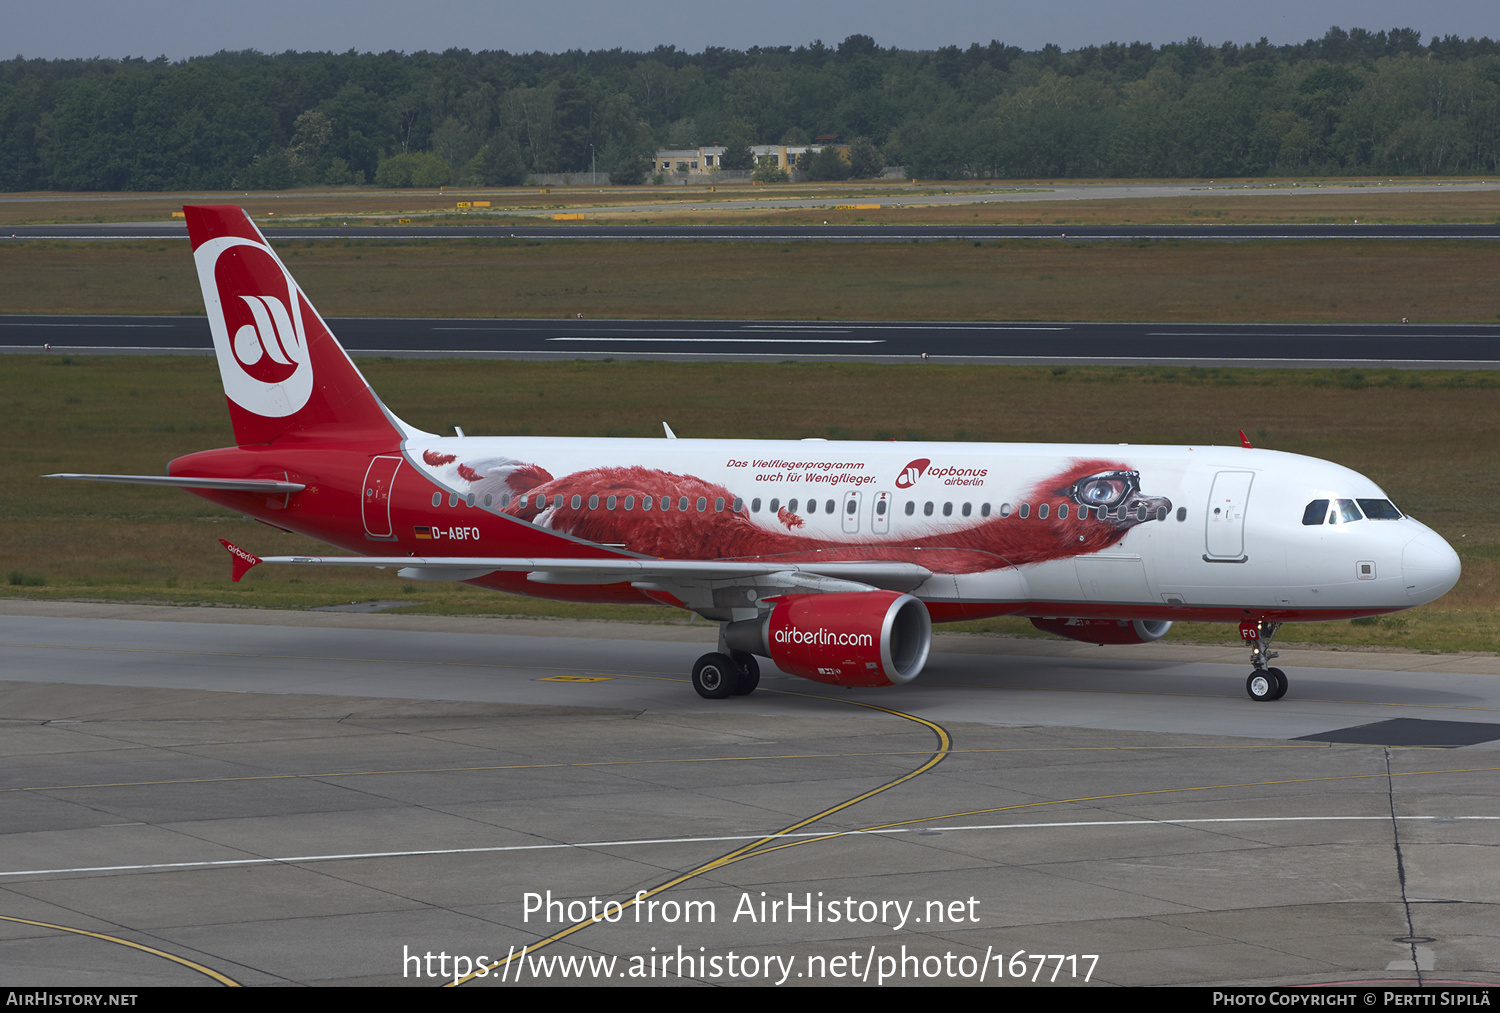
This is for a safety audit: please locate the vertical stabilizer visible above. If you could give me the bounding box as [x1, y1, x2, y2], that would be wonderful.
[184, 205, 403, 446]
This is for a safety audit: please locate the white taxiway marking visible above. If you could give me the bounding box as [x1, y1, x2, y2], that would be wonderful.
[5, 816, 1492, 879]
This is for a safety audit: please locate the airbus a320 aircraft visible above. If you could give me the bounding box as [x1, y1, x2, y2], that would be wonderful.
[51, 206, 1461, 702]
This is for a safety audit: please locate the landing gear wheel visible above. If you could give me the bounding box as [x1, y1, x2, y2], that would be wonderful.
[1247, 671, 1277, 702]
[692, 653, 735, 700]
[1267, 667, 1288, 701]
[730, 653, 760, 696]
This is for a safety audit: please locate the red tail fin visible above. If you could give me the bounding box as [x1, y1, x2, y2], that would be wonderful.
[185, 205, 401, 446]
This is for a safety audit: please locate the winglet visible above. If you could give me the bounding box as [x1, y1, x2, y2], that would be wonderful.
[1238, 429, 1253, 449]
[218, 539, 262, 582]
[662, 421, 677, 439]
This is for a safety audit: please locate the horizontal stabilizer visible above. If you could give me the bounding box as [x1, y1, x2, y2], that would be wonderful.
[46, 474, 306, 493]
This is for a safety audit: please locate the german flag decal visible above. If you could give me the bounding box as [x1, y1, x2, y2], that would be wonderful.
[413, 526, 432, 539]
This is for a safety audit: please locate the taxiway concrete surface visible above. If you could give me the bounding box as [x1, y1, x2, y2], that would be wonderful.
[1, 602, 1497, 987]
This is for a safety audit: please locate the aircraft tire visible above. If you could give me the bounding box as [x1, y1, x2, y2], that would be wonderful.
[730, 653, 760, 696]
[1246, 671, 1278, 702]
[693, 653, 736, 699]
[1267, 667, 1288, 700]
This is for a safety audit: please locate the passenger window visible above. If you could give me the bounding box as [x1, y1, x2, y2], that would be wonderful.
[642, 495, 652, 511]
[484, 494, 493, 507]
[715, 497, 725, 511]
[981, 503, 991, 517]
[1176, 507, 1186, 522]
[624, 495, 634, 510]
[449, 492, 459, 507]
[828, 500, 837, 514]
[942, 502, 953, 517]
[573, 495, 584, 509]
[1038, 503, 1049, 519]
[876, 499, 887, 516]
[696, 497, 707, 512]
[999, 503, 1010, 518]
[1302, 500, 1329, 525]
[750, 498, 761, 512]
[1057, 504, 1067, 519]
[905, 501, 915, 516]
[923, 502, 934, 516]
[500, 493, 511, 508]
[769, 498, 780, 512]
[607, 495, 617, 510]
[431, 492, 442, 507]
[676, 497, 687, 511]
[466, 493, 476, 507]
[588, 495, 599, 510]
[806, 499, 817, 514]
[788, 499, 799, 513]
[1019, 503, 1030, 518]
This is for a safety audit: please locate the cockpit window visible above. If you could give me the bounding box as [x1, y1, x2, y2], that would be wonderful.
[1357, 498, 1402, 520]
[1337, 499, 1363, 523]
[1302, 500, 1329, 525]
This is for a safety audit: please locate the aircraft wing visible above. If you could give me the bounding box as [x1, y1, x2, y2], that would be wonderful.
[220, 541, 931, 592]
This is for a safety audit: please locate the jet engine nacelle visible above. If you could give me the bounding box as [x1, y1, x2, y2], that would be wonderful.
[1030, 617, 1172, 645]
[725, 591, 932, 687]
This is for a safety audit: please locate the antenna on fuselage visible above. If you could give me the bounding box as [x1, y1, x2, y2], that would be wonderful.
[663, 422, 677, 439]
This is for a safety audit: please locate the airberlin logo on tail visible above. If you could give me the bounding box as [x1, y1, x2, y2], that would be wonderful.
[894, 458, 930, 489]
[194, 236, 315, 419]
[231, 295, 303, 379]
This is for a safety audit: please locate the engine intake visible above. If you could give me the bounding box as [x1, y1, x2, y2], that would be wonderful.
[725, 591, 932, 687]
[1030, 617, 1172, 645]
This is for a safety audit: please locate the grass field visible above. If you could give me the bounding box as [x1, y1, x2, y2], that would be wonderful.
[4, 237, 1499, 323]
[2, 356, 1494, 653]
[2, 179, 1499, 227]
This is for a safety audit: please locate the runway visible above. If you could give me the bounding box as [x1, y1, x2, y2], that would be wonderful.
[8, 222, 1500, 242]
[2, 602, 1497, 987]
[5, 315, 1500, 368]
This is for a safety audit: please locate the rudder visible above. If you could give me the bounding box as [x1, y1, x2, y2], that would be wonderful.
[185, 205, 402, 446]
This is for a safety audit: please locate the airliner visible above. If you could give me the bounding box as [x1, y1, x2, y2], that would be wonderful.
[49, 205, 1461, 702]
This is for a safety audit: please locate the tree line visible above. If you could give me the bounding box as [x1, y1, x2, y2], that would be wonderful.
[1, 26, 1497, 191]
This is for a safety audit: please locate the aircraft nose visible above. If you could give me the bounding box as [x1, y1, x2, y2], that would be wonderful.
[1402, 530, 1461, 603]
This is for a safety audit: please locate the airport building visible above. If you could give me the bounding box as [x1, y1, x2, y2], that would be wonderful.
[652, 144, 849, 179]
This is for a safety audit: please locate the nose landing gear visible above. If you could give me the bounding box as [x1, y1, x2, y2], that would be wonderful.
[1241, 619, 1287, 701]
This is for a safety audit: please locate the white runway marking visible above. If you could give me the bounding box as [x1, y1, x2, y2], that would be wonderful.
[545, 336, 882, 344]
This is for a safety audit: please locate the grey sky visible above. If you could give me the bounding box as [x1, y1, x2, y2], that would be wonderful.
[4, 0, 1495, 60]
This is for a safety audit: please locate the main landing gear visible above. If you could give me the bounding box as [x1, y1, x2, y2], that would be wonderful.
[1241, 619, 1288, 702]
[691, 651, 760, 700]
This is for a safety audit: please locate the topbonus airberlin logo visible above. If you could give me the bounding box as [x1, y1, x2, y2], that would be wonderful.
[894, 458, 930, 489]
[194, 236, 314, 418]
